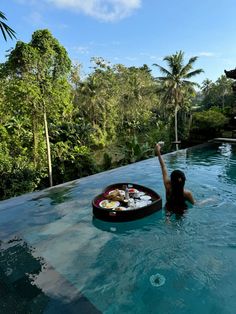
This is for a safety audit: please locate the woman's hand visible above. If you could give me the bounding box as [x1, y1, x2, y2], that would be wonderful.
[155, 143, 161, 156]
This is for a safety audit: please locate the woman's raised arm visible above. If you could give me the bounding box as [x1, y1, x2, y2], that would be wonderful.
[155, 143, 170, 190]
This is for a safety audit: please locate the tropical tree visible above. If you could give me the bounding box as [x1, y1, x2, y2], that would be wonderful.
[75, 59, 158, 147]
[4, 29, 72, 186]
[116, 64, 157, 135]
[190, 108, 228, 140]
[0, 11, 16, 41]
[200, 75, 234, 110]
[201, 78, 213, 96]
[153, 51, 203, 149]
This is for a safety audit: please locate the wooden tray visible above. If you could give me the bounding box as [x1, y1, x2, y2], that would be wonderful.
[92, 183, 162, 222]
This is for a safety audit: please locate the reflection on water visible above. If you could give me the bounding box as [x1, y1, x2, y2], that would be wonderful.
[218, 143, 232, 157]
[0, 237, 49, 312]
[0, 142, 236, 313]
[0, 237, 101, 313]
[31, 183, 76, 205]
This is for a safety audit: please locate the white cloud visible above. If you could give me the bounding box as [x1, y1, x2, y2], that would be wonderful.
[139, 52, 162, 61]
[46, 0, 141, 21]
[72, 45, 90, 54]
[198, 52, 215, 57]
[57, 23, 69, 29]
[125, 56, 138, 61]
[28, 11, 44, 25]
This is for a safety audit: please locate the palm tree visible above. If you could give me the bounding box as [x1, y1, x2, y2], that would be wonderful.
[153, 51, 203, 150]
[201, 78, 213, 96]
[0, 11, 16, 41]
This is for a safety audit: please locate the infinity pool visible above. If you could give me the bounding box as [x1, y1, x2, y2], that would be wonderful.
[0, 142, 236, 313]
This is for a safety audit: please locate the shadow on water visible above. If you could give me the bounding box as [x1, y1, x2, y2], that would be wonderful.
[92, 210, 163, 234]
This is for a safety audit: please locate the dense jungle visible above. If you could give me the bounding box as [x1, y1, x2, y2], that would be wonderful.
[0, 28, 235, 200]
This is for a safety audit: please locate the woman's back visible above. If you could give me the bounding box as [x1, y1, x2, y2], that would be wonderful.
[165, 170, 187, 213]
[155, 143, 195, 212]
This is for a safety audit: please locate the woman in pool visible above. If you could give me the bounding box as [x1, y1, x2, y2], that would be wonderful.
[155, 143, 195, 213]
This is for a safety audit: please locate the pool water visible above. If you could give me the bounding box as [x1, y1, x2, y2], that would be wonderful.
[0, 142, 236, 313]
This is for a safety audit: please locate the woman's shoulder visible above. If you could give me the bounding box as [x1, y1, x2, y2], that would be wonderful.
[184, 190, 195, 204]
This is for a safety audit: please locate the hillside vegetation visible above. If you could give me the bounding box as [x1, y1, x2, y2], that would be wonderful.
[0, 29, 235, 200]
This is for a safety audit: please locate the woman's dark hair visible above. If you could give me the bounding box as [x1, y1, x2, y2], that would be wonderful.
[168, 170, 186, 212]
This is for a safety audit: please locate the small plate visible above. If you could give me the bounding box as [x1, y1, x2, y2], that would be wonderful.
[140, 195, 151, 201]
[139, 191, 145, 196]
[99, 200, 120, 209]
[135, 200, 149, 208]
[108, 189, 125, 196]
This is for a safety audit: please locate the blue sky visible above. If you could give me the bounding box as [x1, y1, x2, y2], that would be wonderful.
[1, 0, 236, 84]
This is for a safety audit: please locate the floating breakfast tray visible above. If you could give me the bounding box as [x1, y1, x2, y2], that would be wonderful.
[92, 183, 162, 222]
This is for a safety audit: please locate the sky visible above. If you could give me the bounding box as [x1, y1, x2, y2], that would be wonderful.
[1, 0, 236, 84]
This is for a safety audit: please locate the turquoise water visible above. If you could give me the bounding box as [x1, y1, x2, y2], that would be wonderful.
[0, 142, 236, 313]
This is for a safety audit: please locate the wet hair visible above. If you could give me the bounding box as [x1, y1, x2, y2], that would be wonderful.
[170, 170, 186, 188]
[168, 170, 186, 211]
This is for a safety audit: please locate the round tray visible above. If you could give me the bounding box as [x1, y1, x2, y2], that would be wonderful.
[92, 183, 162, 222]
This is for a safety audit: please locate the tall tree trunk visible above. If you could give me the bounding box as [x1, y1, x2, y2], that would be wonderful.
[43, 110, 53, 187]
[32, 115, 39, 167]
[174, 105, 179, 150]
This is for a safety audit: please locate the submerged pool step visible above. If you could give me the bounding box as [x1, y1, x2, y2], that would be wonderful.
[0, 238, 102, 314]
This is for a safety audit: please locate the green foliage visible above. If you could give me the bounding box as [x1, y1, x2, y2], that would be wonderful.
[51, 144, 98, 185]
[0, 29, 96, 200]
[119, 136, 152, 164]
[200, 75, 234, 110]
[75, 60, 158, 147]
[154, 51, 203, 145]
[1, 34, 234, 201]
[3, 29, 73, 186]
[0, 143, 46, 199]
[50, 119, 92, 146]
[145, 121, 173, 152]
[116, 64, 158, 135]
[102, 153, 112, 170]
[190, 108, 228, 139]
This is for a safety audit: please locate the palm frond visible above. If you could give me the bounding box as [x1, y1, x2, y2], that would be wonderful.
[153, 63, 171, 76]
[187, 56, 198, 65]
[154, 50, 203, 116]
[156, 76, 172, 81]
[164, 52, 184, 76]
[0, 11, 7, 20]
[183, 69, 204, 79]
[179, 56, 198, 76]
[0, 11, 16, 41]
[181, 79, 199, 86]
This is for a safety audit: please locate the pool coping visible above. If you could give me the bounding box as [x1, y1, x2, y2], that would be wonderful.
[211, 137, 236, 143]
